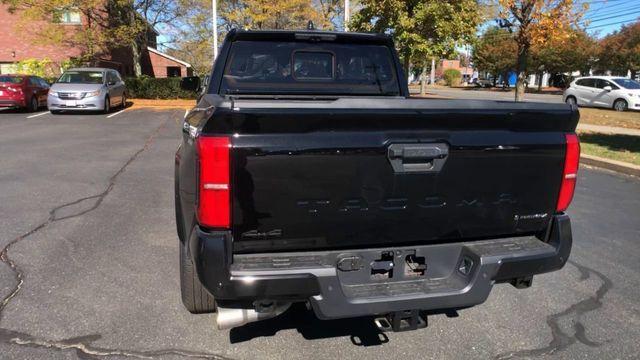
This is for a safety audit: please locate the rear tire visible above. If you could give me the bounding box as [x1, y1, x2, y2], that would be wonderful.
[121, 93, 127, 109]
[565, 96, 577, 106]
[613, 99, 628, 112]
[180, 239, 217, 314]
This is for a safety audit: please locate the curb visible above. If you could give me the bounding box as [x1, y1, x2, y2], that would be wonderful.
[129, 99, 196, 109]
[580, 154, 640, 177]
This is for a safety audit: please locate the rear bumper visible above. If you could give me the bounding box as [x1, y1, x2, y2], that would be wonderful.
[0, 99, 25, 108]
[191, 214, 571, 319]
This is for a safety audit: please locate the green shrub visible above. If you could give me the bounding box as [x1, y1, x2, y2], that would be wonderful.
[15, 58, 57, 78]
[443, 69, 462, 87]
[124, 76, 198, 99]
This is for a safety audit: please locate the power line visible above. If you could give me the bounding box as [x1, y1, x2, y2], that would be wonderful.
[583, 1, 639, 19]
[473, 16, 638, 43]
[585, 10, 640, 23]
[581, 0, 631, 4]
[588, 17, 640, 29]
[583, 0, 635, 13]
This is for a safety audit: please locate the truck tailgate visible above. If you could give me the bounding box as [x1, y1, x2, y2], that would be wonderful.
[202, 98, 578, 253]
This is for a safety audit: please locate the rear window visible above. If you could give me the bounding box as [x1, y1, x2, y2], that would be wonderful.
[0, 76, 23, 84]
[612, 78, 640, 89]
[221, 41, 400, 96]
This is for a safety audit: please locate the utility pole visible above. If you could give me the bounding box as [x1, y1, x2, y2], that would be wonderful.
[344, 0, 350, 31]
[430, 57, 435, 86]
[465, 45, 470, 85]
[213, 0, 218, 59]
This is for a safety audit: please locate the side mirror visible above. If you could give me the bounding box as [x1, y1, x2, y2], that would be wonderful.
[603, 86, 612, 92]
[180, 76, 201, 92]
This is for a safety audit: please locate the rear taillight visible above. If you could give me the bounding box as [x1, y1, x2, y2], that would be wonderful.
[556, 133, 580, 212]
[196, 136, 231, 228]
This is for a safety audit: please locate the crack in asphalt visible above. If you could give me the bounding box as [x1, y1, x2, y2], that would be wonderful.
[0, 328, 228, 360]
[495, 260, 613, 359]
[0, 110, 229, 359]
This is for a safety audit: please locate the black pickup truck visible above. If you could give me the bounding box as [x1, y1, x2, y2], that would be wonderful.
[175, 29, 580, 331]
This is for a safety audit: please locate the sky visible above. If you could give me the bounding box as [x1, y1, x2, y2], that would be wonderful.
[580, 0, 640, 37]
[154, 0, 640, 52]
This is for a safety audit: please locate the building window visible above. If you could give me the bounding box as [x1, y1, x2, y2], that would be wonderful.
[56, 10, 81, 24]
[167, 67, 181, 77]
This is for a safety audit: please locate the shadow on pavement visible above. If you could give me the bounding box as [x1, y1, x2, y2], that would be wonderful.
[229, 304, 463, 346]
[0, 107, 29, 114]
[229, 303, 389, 346]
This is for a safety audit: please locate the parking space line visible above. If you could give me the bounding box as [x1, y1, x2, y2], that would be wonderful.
[106, 109, 127, 118]
[26, 111, 50, 118]
[184, 109, 189, 119]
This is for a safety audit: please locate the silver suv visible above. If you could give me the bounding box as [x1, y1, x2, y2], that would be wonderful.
[47, 68, 127, 114]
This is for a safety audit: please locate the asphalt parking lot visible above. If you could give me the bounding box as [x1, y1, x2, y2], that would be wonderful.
[0, 108, 639, 360]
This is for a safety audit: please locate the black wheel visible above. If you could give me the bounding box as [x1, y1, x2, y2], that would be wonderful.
[29, 96, 39, 112]
[180, 239, 216, 314]
[613, 99, 628, 112]
[120, 93, 127, 109]
[103, 96, 111, 114]
[565, 96, 577, 106]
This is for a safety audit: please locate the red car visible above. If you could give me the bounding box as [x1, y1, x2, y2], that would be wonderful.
[0, 74, 50, 112]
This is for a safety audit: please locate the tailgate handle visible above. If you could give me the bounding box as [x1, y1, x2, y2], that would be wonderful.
[387, 143, 449, 173]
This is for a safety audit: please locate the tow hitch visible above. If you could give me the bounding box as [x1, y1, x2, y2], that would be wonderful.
[374, 310, 427, 332]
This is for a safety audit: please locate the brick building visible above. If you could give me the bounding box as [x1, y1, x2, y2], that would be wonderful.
[436, 59, 474, 79]
[0, 4, 192, 77]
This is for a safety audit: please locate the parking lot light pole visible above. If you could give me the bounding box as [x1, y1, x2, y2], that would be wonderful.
[430, 58, 435, 86]
[344, 0, 350, 31]
[213, 0, 218, 59]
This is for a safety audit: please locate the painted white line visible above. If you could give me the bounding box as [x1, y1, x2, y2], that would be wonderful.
[106, 109, 127, 118]
[26, 111, 50, 118]
[184, 109, 189, 119]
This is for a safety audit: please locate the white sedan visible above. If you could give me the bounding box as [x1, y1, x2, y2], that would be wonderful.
[563, 76, 640, 111]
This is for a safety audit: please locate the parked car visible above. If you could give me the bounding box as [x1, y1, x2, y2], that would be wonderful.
[47, 68, 126, 114]
[563, 76, 640, 111]
[176, 29, 579, 331]
[0, 74, 49, 112]
[474, 78, 494, 88]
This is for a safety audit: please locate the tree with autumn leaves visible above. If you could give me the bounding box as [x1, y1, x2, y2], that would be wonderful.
[472, 27, 517, 86]
[497, 0, 587, 101]
[530, 29, 596, 89]
[597, 22, 640, 79]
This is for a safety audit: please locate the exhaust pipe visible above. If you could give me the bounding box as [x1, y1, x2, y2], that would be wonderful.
[214, 301, 291, 330]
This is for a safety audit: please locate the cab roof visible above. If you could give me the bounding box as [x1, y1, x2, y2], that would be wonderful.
[226, 29, 394, 46]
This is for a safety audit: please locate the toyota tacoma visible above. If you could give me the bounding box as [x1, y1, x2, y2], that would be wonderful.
[175, 29, 579, 331]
